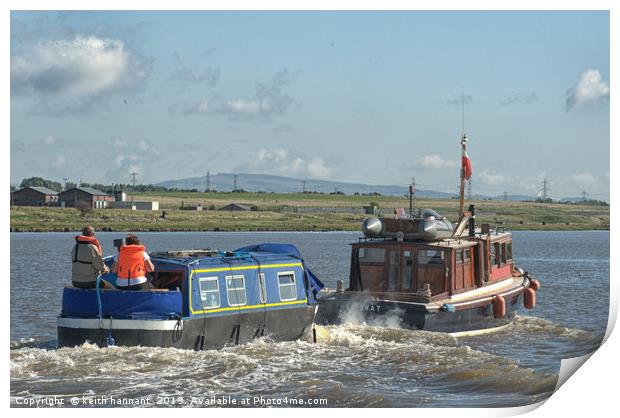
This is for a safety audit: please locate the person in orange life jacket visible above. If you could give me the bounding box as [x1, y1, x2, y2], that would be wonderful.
[71, 225, 112, 289]
[111, 234, 155, 290]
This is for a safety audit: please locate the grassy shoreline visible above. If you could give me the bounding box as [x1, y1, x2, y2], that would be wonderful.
[10, 192, 609, 232]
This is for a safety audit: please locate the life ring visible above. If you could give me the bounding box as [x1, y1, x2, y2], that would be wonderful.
[492, 295, 506, 319]
[523, 288, 536, 309]
[529, 278, 541, 291]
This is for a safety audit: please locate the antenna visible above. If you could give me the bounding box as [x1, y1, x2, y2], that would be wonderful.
[233, 174, 238, 192]
[461, 86, 465, 138]
[302, 180, 307, 193]
[206, 170, 211, 192]
[62, 177, 68, 191]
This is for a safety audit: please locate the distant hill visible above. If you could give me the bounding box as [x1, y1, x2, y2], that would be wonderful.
[156, 173, 456, 198]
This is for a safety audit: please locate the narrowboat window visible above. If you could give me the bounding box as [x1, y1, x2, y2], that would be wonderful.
[259, 273, 267, 304]
[506, 242, 513, 261]
[464, 248, 472, 262]
[358, 247, 385, 263]
[225, 275, 247, 306]
[501, 243, 508, 264]
[277, 271, 297, 301]
[491, 244, 497, 266]
[198, 276, 220, 308]
[418, 250, 445, 265]
[402, 251, 413, 289]
[456, 250, 463, 264]
[388, 250, 400, 291]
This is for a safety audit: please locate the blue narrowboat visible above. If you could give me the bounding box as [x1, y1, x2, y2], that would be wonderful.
[57, 243, 324, 349]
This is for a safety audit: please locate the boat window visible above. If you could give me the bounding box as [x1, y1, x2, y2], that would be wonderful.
[501, 243, 508, 264]
[456, 250, 463, 264]
[464, 248, 471, 262]
[277, 271, 297, 301]
[388, 250, 400, 291]
[198, 276, 220, 308]
[358, 247, 385, 263]
[418, 250, 445, 265]
[506, 242, 513, 261]
[225, 275, 247, 306]
[491, 244, 498, 266]
[259, 273, 267, 304]
[402, 250, 413, 289]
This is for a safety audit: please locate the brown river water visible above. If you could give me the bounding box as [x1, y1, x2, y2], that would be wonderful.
[10, 231, 608, 407]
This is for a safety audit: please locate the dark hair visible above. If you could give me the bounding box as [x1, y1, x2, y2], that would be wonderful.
[125, 234, 140, 245]
[82, 225, 95, 237]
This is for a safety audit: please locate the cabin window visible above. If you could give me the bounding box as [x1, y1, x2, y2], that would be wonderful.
[225, 275, 247, 306]
[388, 250, 400, 291]
[198, 276, 220, 308]
[277, 271, 297, 301]
[417, 250, 445, 265]
[456, 250, 463, 264]
[491, 244, 498, 266]
[259, 273, 267, 304]
[506, 242, 513, 261]
[402, 250, 413, 289]
[358, 247, 385, 263]
[501, 243, 508, 264]
[464, 248, 472, 262]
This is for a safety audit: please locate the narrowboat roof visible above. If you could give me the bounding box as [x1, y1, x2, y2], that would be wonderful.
[149, 249, 303, 267]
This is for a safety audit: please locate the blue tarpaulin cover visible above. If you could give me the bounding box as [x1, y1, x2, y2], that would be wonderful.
[234, 243, 325, 302]
[61, 287, 182, 319]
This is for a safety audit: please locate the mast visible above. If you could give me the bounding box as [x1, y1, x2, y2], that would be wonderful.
[458, 87, 467, 218]
[459, 134, 467, 218]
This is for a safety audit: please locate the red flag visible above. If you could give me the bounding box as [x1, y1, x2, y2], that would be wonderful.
[462, 152, 472, 180]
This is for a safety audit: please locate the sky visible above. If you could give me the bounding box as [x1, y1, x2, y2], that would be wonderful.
[10, 11, 610, 199]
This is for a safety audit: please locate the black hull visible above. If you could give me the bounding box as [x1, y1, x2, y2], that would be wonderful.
[315, 294, 523, 334]
[58, 305, 316, 349]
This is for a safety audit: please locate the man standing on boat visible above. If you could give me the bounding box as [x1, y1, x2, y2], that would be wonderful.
[71, 225, 111, 289]
[111, 234, 155, 290]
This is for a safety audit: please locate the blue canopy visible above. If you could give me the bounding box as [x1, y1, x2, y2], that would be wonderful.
[61, 287, 182, 319]
[234, 243, 325, 302]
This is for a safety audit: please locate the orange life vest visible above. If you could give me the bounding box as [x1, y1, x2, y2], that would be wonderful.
[75, 235, 102, 255]
[117, 245, 147, 281]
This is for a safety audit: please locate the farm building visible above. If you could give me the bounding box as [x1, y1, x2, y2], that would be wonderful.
[58, 187, 115, 208]
[219, 203, 257, 211]
[10, 186, 59, 206]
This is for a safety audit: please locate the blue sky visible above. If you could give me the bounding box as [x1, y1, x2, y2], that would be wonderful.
[10, 11, 610, 199]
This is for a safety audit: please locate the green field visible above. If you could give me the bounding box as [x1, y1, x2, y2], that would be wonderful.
[10, 191, 609, 232]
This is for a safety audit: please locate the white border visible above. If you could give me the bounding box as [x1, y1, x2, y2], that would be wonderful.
[4, 2, 617, 417]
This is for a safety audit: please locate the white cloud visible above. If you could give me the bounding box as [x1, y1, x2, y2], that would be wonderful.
[566, 69, 610, 111]
[243, 148, 333, 180]
[416, 154, 459, 169]
[572, 172, 597, 187]
[197, 100, 209, 114]
[478, 170, 506, 186]
[225, 99, 270, 114]
[306, 157, 332, 178]
[500, 92, 538, 106]
[52, 155, 66, 168]
[43, 135, 55, 145]
[113, 139, 127, 149]
[11, 35, 147, 112]
[174, 70, 297, 121]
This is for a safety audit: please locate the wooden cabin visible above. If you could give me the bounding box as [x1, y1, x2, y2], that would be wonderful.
[347, 229, 515, 302]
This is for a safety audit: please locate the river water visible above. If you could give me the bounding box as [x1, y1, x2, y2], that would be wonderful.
[10, 231, 609, 407]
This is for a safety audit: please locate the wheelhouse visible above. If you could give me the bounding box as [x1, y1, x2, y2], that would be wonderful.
[348, 230, 516, 302]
